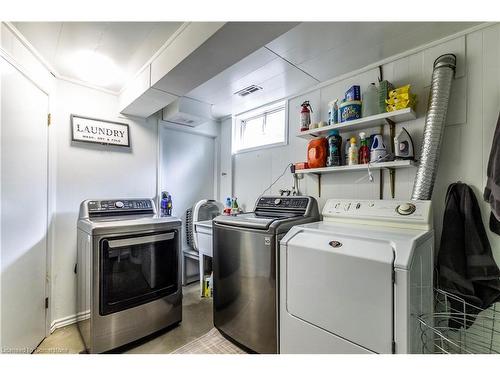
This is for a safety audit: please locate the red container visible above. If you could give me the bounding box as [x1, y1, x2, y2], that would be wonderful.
[307, 138, 328, 169]
[294, 162, 309, 170]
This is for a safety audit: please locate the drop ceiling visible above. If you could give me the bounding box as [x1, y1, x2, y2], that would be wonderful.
[13, 22, 183, 92]
[186, 22, 480, 118]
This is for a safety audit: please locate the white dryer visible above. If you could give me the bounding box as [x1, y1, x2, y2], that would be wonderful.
[279, 199, 434, 354]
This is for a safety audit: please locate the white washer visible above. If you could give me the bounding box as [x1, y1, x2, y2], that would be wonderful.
[279, 199, 434, 354]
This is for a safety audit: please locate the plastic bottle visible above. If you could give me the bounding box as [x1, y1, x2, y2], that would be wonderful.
[362, 83, 379, 118]
[166, 194, 173, 216]
[326, 130, 342, 167]
[358, 132, 370, 164]
[223, 197, 232, 215]
[348, 137, 359, 166]
[231, 197, 239, 215]
[328, 100, 339, 125]
[160, 192, 169, 217]
[344, 139, 350, 166]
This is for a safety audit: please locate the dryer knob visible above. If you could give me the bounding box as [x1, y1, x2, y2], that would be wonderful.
[115, 201, 124, 208]
[274, 198, 282, 205]
[397, 203, 416, 215]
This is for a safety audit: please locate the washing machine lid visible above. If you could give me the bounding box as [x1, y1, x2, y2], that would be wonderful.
[283, 227, 395, 353]
[213, 211, 300, 230]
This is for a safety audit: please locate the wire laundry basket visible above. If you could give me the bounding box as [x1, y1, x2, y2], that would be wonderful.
[417, 288, 500, 354]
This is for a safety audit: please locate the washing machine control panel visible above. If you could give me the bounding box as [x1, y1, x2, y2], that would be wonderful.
[322, 199, 432, 230]
[257, 197, 310, 211]
[87, 199, 154, 214]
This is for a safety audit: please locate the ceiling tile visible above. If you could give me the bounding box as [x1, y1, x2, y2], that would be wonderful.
[13, 22, 182, 92]
[296, 22, 479, 83]
[185, 47, 276, 101]
[208, 64, 318, 117]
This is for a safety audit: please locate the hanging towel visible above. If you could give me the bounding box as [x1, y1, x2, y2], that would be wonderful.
[438, 182, 500, 328]
[484, 112, 500, 235]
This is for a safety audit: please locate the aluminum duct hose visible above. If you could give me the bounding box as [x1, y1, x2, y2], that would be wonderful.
[411, 54, 456, 200]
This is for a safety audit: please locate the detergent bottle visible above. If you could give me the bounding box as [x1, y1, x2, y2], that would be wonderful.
[348, 137, 359, 166]
[231, 197, 239, 215]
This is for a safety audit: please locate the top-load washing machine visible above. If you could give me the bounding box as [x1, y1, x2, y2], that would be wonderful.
[77, 198, 182, 353]
[280, 199, 434, 354]
[213, 196, 319, 354]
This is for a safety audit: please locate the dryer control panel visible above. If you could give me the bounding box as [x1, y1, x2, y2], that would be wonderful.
[322, 199, 432, 230]
[84, 199, 155, 217]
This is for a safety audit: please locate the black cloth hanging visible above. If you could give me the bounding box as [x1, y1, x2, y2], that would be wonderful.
[484, 112, 500, 235]
[438, 182, 500, 328]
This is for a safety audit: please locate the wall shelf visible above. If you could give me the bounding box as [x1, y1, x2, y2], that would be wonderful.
[296, 160, 417, 175]
[297, 108, 417, 139]
[297, 160, 417, 198]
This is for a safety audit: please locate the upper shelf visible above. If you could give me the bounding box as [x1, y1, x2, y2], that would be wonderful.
[297, 108, 417, 139]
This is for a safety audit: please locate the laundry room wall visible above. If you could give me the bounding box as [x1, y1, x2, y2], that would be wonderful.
[228, 23, 500, 261]
[49, 79, 159, 328]
[2, 22, 224, 330]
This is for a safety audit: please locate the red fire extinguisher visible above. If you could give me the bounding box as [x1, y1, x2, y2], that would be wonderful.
[300, 101, 313, 132]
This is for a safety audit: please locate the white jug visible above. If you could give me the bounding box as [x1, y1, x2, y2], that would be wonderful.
[370, 134, 387, 162]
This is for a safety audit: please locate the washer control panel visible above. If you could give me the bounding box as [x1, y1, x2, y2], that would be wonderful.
[257, 196, 310, 211]
[322, 199, 432, 230]
[88, 199, 154, 213]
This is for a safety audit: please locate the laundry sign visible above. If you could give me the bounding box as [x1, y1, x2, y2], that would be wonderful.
[71, 115, 130, 147]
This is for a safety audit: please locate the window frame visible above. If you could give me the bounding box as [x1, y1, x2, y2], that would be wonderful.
[232, 100, 288, 154]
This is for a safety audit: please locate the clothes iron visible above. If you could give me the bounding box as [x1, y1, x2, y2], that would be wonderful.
[394, 127, 415, 160]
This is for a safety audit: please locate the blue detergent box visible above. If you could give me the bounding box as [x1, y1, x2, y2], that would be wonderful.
[345, 85, 361, 101]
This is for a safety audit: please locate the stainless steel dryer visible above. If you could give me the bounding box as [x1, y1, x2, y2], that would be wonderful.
[76, 199, 182, 353]
[212, 196, 319, 354]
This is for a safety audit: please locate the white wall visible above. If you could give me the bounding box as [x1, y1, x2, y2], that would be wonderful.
[229, 24, 500, 262]
[49, 79, 158, 325]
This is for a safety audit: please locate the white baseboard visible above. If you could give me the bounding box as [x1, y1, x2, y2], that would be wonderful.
[50, 314, 77, 333]
[50, 310, 90, 333]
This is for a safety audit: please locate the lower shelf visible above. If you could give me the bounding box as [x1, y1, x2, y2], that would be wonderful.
[296, 160, 417, 175]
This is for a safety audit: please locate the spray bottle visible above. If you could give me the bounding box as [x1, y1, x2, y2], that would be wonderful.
[358, 132, 370, 164]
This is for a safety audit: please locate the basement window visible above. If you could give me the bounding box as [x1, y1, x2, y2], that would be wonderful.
[232, 101, 287, 153]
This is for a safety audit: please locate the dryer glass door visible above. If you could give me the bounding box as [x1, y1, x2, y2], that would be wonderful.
[99, 230, 179, 315]
[285, 230, 395, 353]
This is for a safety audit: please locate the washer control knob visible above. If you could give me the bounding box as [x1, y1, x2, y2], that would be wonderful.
[274, 198, 282, 205]
[115, 201, 124, 208]
[397, 202, 416, 215]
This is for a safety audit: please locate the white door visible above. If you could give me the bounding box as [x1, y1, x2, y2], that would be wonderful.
[1, 57, 48, 353]
[219, 119, 232, 201]
[159, 126, 215, 247]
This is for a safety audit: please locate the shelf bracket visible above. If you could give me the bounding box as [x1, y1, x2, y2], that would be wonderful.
[385, 118, 397, 199]
[315, 173, 321, 197]
[389, 168, 396, 199]
[379, 124, 385, 199]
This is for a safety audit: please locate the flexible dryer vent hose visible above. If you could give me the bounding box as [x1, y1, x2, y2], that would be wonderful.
[411, 54, 456, 201]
